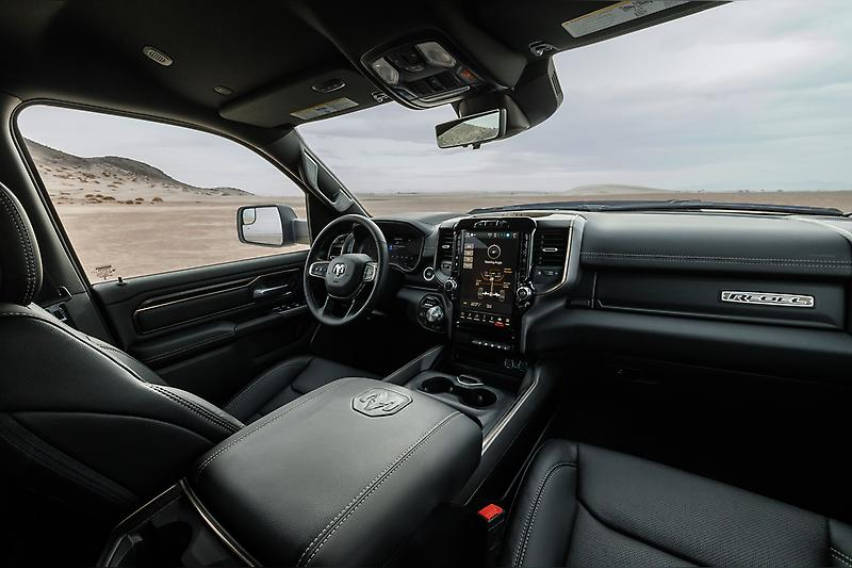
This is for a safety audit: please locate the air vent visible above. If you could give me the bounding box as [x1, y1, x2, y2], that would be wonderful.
[435, 228, 455, 273]
[534, 229, 568, 265]
[532, 229, 570, 291]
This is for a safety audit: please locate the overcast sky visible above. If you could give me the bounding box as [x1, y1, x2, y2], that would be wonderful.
[18, 1, 852, 195]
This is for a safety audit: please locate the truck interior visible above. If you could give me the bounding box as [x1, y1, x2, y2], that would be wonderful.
[1, 1, 852, 567]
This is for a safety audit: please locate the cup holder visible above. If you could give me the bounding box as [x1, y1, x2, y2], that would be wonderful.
[418, 376, 496, 408]
[459, 388, 497, 408]
[420, 377, 454, 394]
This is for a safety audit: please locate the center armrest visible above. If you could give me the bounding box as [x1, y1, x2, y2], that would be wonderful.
[191, 377, 481, 567]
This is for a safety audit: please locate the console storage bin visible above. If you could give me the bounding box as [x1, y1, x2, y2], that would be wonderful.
[191, 377, 481, 567]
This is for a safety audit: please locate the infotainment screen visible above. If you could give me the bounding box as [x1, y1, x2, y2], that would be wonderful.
[459, 230, 520, 317]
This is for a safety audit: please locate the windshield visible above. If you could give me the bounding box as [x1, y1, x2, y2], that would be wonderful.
[299, 1, 852, 216]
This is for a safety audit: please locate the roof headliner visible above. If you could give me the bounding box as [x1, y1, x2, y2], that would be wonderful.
[0, 1, 723, 134]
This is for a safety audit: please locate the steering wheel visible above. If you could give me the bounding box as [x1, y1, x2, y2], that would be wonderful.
[303, 214, 389, 326]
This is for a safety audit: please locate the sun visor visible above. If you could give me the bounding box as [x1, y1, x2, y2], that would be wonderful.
[220, 67, 385, 127]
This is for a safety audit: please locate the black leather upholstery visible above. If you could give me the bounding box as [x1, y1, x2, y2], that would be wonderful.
[0, 181, 371, 514]
[194, 377, 481, 567]
[0, 182, 42, 304]
[224, 354, 377, 423]
[0, 302, 243, 509]
[502, 440, 852, 568]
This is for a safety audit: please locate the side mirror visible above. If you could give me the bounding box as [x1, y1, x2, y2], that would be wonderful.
[435, 109, 506, 149]
[237, 205, 309, 247]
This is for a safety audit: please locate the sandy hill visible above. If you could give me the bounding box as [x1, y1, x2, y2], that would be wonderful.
[25, 139, 252, 205]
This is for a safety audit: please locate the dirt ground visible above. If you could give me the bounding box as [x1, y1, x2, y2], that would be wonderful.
[58, 197, 307, 280]
[56, 190, 852, 282]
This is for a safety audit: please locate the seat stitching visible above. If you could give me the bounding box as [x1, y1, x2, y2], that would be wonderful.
[149, 385, 240, 433]
[513, 462, 576, 567]
[13, 410, 218, 445]
[0, 310, 239, 436]
[94, 342, 132, 357]
[518, 463, 575, 567]
[0, 413, 136, 505]
[833, 547, 852, 563]
[0, 190, 35, 301]
[302, 412, 463, 567]
[297, 410, 462, 565]
[0, 189, 37, 302]
[196, 379, 354, 474]
[511, 460, 575, 567]
[832, 547, 852, 567]
[224, 358, 312, 409]
[576, 498, 701, 567]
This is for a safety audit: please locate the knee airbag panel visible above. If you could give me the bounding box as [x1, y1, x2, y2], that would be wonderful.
[191, 377, 481, 567]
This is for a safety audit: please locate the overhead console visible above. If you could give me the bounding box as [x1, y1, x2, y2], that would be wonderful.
[362, 37, 490, 109]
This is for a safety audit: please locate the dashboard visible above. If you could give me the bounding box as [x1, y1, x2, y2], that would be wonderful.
[373, 208, 852, 385]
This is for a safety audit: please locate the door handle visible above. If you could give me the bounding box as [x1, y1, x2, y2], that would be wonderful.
[253, 285, 292, 300]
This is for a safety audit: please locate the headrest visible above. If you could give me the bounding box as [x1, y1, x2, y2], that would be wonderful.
[0, 182, 42, 304]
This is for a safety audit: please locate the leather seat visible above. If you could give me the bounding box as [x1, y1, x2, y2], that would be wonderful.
[502, 439, 852, 568]
[0, 182, 370, 511]
[223, 354, 376, 423]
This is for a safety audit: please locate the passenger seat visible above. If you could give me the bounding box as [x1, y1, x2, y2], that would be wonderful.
[502, 439, 852, 567]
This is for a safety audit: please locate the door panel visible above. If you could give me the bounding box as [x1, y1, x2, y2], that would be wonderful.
[91, 251, 313, 405]
[132, 268, 301, 333]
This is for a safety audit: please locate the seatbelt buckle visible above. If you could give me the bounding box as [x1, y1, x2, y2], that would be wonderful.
[477, 503, 505, 526]
[477, 503, 506, 559]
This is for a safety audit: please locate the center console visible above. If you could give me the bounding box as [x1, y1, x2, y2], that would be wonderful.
[100, 378, 481, 567]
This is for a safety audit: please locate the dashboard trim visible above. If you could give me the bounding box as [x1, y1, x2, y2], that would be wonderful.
[481, 367, 538, 454]
[534, 217, 577, 296]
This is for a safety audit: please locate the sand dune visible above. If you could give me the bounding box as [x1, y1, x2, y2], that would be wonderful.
[26, 139, 253, 206]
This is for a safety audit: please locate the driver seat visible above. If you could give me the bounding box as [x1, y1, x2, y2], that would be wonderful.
[0, 182, 370, 512]
[222, 355, 376, 424]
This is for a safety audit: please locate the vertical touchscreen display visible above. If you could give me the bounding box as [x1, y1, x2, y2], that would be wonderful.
[459, 230, 519, 316]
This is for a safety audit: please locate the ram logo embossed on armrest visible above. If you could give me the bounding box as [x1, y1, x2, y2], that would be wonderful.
[720, 290, 815, 308]
[352, 388, 413, 417]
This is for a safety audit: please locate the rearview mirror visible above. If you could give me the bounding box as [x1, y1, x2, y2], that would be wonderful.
[435, 109, 506, 149]
[237, 205, 309, 247]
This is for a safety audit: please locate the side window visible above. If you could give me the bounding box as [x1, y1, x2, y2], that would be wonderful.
[17, 105, 308, 281]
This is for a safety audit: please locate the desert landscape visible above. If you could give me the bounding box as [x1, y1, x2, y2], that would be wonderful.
[26, 140, 307, 280]
[25, 139, 852, 281]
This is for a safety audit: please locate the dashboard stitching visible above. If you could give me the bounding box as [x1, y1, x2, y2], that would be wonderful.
[582, 252, 852, 264]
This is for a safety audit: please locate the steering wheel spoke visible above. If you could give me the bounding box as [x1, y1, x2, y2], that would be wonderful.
[343, 295, 360, 318]
[320, 294, 359, 319]
[308, 261, 329, 279]
[363, 261, 378, 283]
